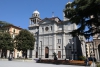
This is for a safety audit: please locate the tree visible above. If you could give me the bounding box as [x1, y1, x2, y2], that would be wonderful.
[64, 0, 100, 39]
[52, 52, 58, 60]
[0, 21, 12, 32]
[0, 21, 13, 58]
[15, 29, 35, 58]
[0, 32, 14, 58]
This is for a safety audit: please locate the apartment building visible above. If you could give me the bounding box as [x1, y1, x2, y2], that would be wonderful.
[5, 25, 22, 58]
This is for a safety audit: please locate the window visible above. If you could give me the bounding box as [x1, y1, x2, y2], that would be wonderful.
[91, 51, 92, 53]
[36, 14, 37, 17]
[12, 34, 15, 39]
[42, 28, 44, 32]
[51, 26, 52, 31]
[75, 51, 77, 54]
[58, 46, 60, 48]
[45, 27, 49, 31]
[34, 19, 36, 23]
[13, 29, 15, 33]
[69, 46, 71, 48]
[57, 39, 61, 44]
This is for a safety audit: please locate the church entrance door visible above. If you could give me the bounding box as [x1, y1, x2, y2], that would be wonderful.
[58, 51, 61, 58]
[45, 47, 49, 58]
[36, 51, 38, 58]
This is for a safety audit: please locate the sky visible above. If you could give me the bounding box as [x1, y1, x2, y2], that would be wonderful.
[0, 0, 73, 29]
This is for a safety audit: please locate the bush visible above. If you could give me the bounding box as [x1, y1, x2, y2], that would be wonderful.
[96, 62, 100, 67]
[79, 56, 86, 61]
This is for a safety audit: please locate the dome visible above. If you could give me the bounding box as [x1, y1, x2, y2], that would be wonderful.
[33, 10, 40, 14]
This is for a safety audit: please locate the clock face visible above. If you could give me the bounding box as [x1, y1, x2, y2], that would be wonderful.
[45, 27, 49, 31]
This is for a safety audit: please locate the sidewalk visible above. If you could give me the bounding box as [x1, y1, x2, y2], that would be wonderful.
[0, 58, 35, 62]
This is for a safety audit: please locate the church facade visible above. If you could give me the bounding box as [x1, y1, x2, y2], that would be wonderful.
[27, 2, 86, 60]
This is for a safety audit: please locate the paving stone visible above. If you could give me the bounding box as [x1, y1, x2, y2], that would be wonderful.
[0, 60, 85, 67]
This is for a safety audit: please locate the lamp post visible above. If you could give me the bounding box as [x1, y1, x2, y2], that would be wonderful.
[40, 41, 42, 58]
[39, 47, 40, 58]
[64, 46, 66, 59]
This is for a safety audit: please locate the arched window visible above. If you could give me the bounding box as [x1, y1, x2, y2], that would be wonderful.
[45, 47, 49, 58]
[34, 19, 36, 23]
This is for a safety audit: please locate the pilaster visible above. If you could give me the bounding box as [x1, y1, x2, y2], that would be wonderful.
[62, 33, 65, 59]
[53, 34, 56, 52]
[27, 50, 30, 58]
[97, 48, 99, 61]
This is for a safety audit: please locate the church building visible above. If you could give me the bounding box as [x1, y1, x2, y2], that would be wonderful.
[27, 2, 86, 60]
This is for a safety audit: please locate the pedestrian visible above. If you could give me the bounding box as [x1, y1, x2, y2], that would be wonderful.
[85, 58, 89, 66]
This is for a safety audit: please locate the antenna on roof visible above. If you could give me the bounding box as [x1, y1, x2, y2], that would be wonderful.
[52, 12, 54, 17]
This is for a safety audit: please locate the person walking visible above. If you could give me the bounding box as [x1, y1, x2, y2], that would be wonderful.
[85, 58, 89, 66]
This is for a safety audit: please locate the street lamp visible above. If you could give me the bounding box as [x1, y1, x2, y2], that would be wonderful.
[40, 41, 42, 58]
[64, 46, 66, 59]
[39, 47, 40, 58]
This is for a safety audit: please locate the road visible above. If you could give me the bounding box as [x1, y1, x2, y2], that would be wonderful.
[0, 60, 86, 67]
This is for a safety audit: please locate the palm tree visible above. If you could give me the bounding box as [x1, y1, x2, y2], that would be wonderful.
[53, 52, 58, 60]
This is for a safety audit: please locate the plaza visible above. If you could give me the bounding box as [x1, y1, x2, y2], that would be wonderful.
[0, 60, 85, 67]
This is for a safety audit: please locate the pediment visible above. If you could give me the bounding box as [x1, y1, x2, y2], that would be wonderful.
[39, 17, 62, 25]
[42, 20, 51, 24]
[39, 18, 54, 25]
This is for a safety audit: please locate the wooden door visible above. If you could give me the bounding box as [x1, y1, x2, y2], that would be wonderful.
[36, 52, 38, 58]
[45, 47, 49, 58]
[58, 51, 61, 58]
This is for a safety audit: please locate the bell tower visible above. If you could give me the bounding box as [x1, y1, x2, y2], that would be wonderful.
[28, 10, 41, 58]
[28, 10, 42, 34]
[29, 10, 41, 26]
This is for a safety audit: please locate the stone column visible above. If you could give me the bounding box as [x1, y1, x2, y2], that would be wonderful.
[36, 18, 38, 25]
[27, 50, 30, 58]
[32, 50, 34, 59]
[0, 49, 1, 58]
[43, 36, 45, 59]
[14, 49, 17, 58]
[97, 48, 99, 61]
[53, 34, 56, 52]
[7, 50, 10, 58]
[30, 19, 33, 25]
